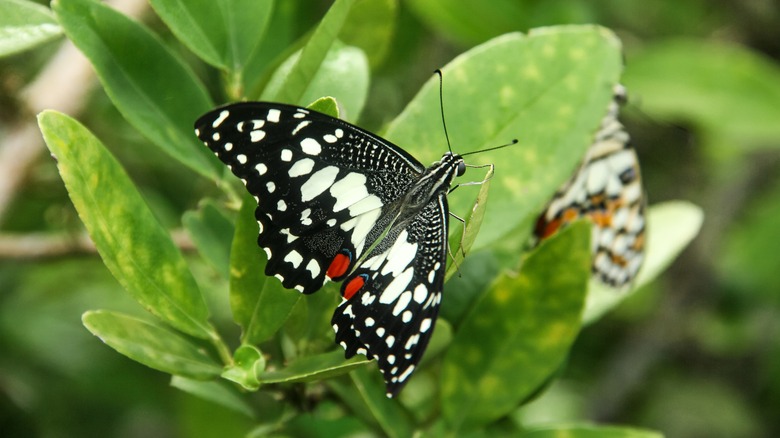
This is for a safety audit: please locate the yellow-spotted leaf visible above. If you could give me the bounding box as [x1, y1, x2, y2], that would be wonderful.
[441, 222, 590, 431]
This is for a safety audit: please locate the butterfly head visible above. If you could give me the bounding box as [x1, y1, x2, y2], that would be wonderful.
[438, 151, 466, 177]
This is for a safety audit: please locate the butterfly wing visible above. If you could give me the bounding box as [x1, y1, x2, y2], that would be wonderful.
[332, 194, 449, 397]
[534, 86, 646, 287]
[195, 102, 426, 294]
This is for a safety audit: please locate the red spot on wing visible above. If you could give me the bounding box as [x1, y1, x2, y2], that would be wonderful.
[343, 275, 366, 300]
[327, 251, 351, 279]
[536, 216, 562, 240]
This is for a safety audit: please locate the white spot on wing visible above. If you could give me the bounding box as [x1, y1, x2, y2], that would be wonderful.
[250, 130, 266, 142]
[392, 291, 412, 316]
[398, 365, 415, 382]
[224, 142, 233, 151]
[330, 173, 368, 212]
[300, 138, 322, 155]
[212, 110, 229, 127]
[267, 109, 281, 123]
[289, 158, 315, 177]
[348, 195, 382, 217]
[379, 267, 413, 305]
[300, 208, 312, 226]
[281, 149, 292, 162]
[266, 182, 275, 193]
[413, 284, 427, 303]
[236, 154, 247, 164]
[306, 259, 320, 277]
[284, 250, 302, 268]
[382, 230, 418, 277]
[256, 163, 267, 175]
[277, 199, 287, 211]
[292, 120, 311, 136]
[301, 166, 339, 202]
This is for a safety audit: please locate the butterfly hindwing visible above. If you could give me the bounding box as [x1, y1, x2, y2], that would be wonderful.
[534, 85, 646, 287]
[195, 103, 426, 294]
[332, 194, 448, 397]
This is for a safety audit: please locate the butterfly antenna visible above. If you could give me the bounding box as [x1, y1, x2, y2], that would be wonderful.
[460, 139, 519, 157]
[435, 69, 454, 154]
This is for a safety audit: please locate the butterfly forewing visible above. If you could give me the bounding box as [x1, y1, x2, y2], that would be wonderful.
[195, 103, 425, 294]
[534, 85, 646, 287]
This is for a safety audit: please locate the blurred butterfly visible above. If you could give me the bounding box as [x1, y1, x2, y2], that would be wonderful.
[533, 85, 645, 287]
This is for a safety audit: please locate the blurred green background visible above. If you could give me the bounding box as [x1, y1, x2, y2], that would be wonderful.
[2, 0, 780, 437]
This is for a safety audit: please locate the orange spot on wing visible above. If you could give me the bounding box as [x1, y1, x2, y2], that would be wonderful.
[632, 232, 646, 251]
[610, 253, 629, 267]
[343, 275, 366, 300]
[562, 208, 580, 223]
[327, 252, 351, 279]
[590, 210, 613, 227]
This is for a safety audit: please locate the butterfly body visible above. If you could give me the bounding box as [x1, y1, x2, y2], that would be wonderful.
[195, 102, 465, 396]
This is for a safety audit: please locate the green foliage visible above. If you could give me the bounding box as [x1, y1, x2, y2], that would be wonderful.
[0, 0, 62, 57]
[82, 310, 222, 378]
[523, 424, 664, 438]
[441, 222, 590, 431]
[624, 39, 780, 153]
[38, 111, 214, 340]
[20, 0, 780, 436]
[52, 0, 220, 180]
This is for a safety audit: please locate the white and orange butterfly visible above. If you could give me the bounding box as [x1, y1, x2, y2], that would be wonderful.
[533, 85, 645, 288]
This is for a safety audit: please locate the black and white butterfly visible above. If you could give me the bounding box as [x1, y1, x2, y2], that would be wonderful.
[195, 101, 477, 396]
[533, 85, 646, 288]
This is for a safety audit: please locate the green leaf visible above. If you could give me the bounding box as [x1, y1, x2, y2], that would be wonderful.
[583, 201, 704, 324]
[339, 0, 396, 68]
[523, 424, 664, 438]
[441, 222, 590, 431]
[349, 367, 415, 438]
[258, 350, 370, 384]
[385, 26, 623, 249]
[171, 376, 255, 418]
[719, 180, 780, 299]
[182, 200, 234, 279]
[266, 0, 357, 105]
[624, 39, 780, 152]
[230, 195, 301, 345]
[149, 0, 273, 74]
[406, 0, 593, 46]
[0, 0, 62, 57]
[307, 96, 340, 118]
[52, 0, 220, 180]
[39, 111, 213, 339]
[221, 345, 264, 390]
[445, 164, 493, 281]
[263, 41, 369, 122]
[83, 310, 222, 378]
